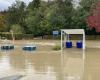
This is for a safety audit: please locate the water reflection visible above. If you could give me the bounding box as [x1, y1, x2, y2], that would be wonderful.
[61, 49, 85, 80]
[0, 54, 11, 71]
[0, 47, 100, 80]
[9, 50, 27, 71]
[84, 48, 100, 80]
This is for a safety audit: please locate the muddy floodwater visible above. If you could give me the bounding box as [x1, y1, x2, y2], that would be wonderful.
[0, 40, 100, 80]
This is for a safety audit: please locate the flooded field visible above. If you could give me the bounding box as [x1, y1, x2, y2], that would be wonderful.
[0, 40, 100, 80]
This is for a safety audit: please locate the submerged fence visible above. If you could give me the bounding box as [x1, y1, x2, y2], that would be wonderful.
[0, 32, 100, 40]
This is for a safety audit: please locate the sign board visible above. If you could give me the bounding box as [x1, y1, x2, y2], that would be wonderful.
[53, 31, 59, 35]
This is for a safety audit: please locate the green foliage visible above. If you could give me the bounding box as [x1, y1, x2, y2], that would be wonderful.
[6, 0, 26, 32]
[53, 44, 61, 51]
[45, 4, 66, 30]
[1, 0, 98, 36]
[0, 13, 7, 31]
[26, 7, 44, 35]
[10, 24, 24, 33]
[80, 0, 99, 12]
[77, 0, 100, 30]
[71, 8, 88, 29]
[28, 0, 40, 10]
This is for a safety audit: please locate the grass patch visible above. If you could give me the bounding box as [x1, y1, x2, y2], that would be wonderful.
[53, 44, 61, 51]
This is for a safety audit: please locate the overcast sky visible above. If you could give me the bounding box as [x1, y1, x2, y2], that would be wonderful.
[0, 0, 33, 11]
[0, 0, 79, 11]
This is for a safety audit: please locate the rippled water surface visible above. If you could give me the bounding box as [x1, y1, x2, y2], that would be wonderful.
[0, 41, 100, 80]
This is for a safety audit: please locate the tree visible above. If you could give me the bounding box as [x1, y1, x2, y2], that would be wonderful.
[26, 8, 44, 35]
[26, 0, 74, 36]
[87, 2, 100, 32]
[28, 0, 40, 10]
[80, 0, 99, 12]
[43, 0, 73, 31]
[0, 12, 7, 32]
[71, 7, 88, 29]
[4, 0, 76, 36]
[11, 24, 24, 33]
[44, 4, 66, 31]
[0, 13, 5, 31]
[6, 0, 26, 32]
[71, 0, 99, 31]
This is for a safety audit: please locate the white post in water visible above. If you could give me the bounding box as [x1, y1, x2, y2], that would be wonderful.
[83, 31, 85, 50]
[64, 33, 66, 48]
[10, 30, 15, 43]
[61, 30, 63, 51]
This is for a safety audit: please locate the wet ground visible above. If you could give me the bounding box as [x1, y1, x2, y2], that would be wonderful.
[0, 40, 100, 80]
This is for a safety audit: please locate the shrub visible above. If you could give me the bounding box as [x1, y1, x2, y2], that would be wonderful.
[10, 24, 24, 34]
[53, 44, 61, 51]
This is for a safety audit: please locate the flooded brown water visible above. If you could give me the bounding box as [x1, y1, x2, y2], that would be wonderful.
[0, 40, 100, 80]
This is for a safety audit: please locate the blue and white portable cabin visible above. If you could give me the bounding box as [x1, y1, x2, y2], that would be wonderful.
[61, 29, 85, 50]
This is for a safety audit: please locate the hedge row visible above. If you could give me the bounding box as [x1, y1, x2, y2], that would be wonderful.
[0, 33, 100, 40]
